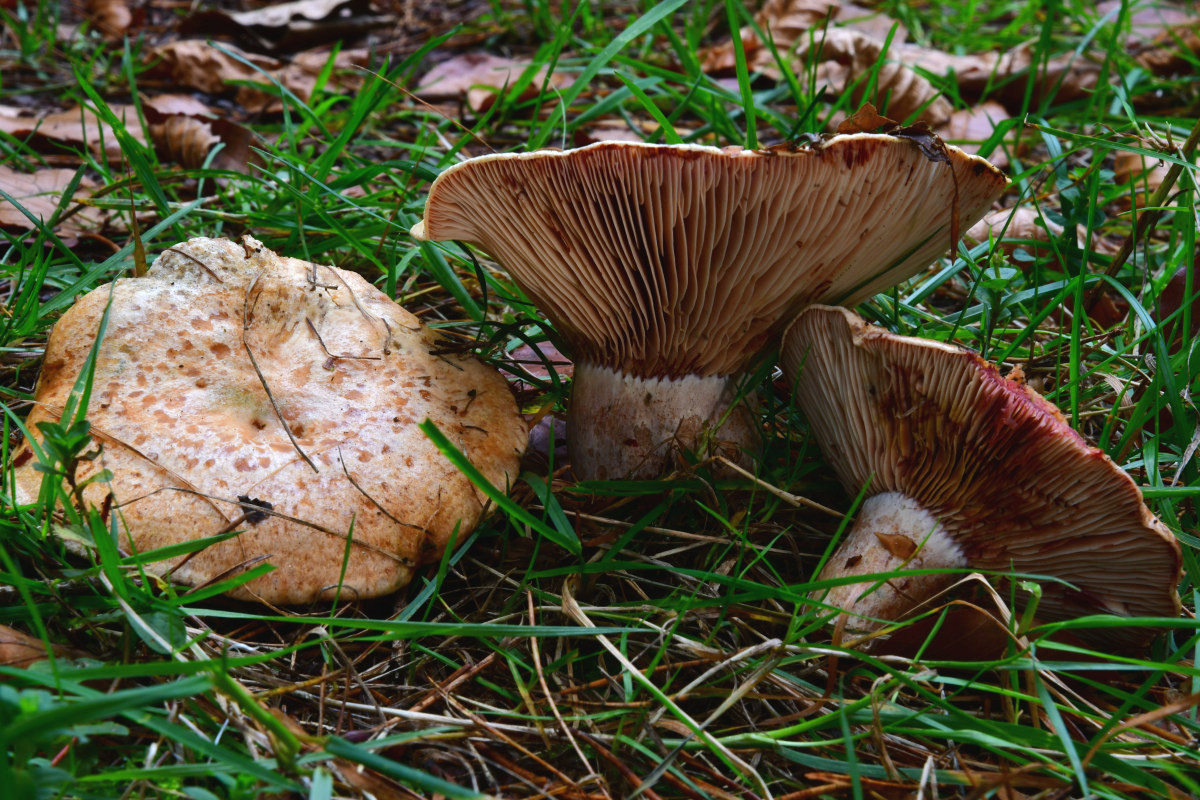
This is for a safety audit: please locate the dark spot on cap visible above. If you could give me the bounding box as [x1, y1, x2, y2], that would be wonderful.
[237, 495, 273, 525]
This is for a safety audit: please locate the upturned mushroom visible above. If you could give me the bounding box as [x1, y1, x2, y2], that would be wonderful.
[781, 305, 1182, 650]
[12, 237, 527, 604]
[412, 136, 1006, 480]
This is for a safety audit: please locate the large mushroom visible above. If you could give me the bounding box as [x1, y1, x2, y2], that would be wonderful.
[781, 304, 1182, 650]
[12, 237, 527, 604]
[412, 136, 1007, 480]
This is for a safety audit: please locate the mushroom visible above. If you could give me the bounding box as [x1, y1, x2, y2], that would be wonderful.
[12, 237, 527, 604]
[411, 136, 1006, 479]
[781, 304, 1182, 649]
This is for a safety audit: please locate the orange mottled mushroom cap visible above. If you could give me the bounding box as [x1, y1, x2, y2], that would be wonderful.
[13, 236, 527, 604]
[782, 305, 1182, 650]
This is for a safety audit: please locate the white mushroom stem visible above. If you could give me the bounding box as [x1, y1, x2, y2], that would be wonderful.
[813, 492, 967, 632]
[567, 362, 758, 481]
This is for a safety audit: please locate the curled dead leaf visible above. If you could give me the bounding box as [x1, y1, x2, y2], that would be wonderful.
[148, 116, 220, 170]
[143, 104, 254, 172]
[1094, 0, 1200, 75]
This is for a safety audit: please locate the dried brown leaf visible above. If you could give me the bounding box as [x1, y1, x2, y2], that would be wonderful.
[1099, 0, 1198, 47]
[835, 102, 896, 133]
[145, 40, 282, 97]
[141, 100, 255, 172]
[1157, 265, 1200, 345]
[800, 29, 953, 125]
[899, 42, 1101, 111]
[1109, 0, 1200, 76]
[0, 165, 106, 235]
[144, 93, 215, 117]
[701, 0, 905, 73]
[0, 103, 145, 161]
[84, 0, 131, 39]
[965, 206, 1064, 255]
[572, 124, 647, 146]
[937, 100, 1012, 168]
[0, 625, 80, 670]
[416, 52, 569, 113]
[1113, 149, 1172, 209]
[147, 117, 219, 169]
[143, 41, 365, 112]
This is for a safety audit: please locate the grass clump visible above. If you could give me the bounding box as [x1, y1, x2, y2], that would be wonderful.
[2, 0, 1200, 798]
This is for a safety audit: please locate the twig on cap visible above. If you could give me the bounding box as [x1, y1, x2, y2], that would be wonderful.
[242, 271, 319, 474]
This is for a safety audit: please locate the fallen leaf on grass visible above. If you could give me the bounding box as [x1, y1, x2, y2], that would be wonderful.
[799, 29, 953, 125]
[835, 101, 895, 133]
[1136, 24, 1200, 75]
[702, 0, 905, 73]
[1156, 264, 1200, 353]
[500, 341, 573, 392]
[150, 41, 277, 95]
[0, 100, 253, 172]
[181, 0, 394, 54]
[416, 52, 569, 113]
[143, 94, 213, 117]
[1097, 0, 1200, 73]
[966, 206, 1066, 262]
[0, 164, 106, 235]
[573, 123, 648, 146]
[0, 103, 143, 161]
[900, 42, 1102, 111]
[937, 100, 1012, 167]
[84, 0, 132, 40]
[142, 95, 256, 172]
[706, 4, 1102, 118]
[146, 113, 253, 171]
[0, 624, 80, 669]
[1113, 149, 1172, 210]
[145, 40, 365, 111]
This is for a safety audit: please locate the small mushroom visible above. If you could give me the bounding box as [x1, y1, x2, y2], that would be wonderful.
[13, 237, 527, 604]
[781, 305, 1182, 650]
[412, 137, 1006, 480]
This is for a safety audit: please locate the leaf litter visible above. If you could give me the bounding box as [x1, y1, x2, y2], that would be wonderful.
[4, 0, 1200, 798]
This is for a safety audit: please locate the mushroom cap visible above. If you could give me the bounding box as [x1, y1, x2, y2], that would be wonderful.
[412, 137, 1007, 380]
[782, 305, 1182, 649]
[13, 237, 527, 604]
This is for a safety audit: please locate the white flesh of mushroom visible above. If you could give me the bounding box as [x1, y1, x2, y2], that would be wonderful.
[814, 492, 967, 632]
[567, 363, 757, 480]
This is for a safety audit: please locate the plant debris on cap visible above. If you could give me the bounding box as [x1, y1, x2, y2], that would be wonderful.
[412, 136, 1006, 480]
[12, 237, 527, 604]
[781, 305, 1182, 650]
